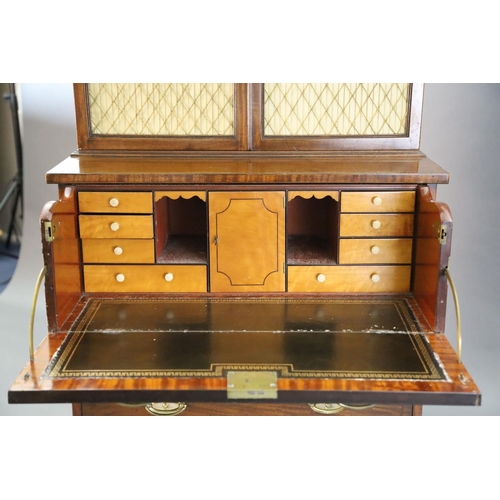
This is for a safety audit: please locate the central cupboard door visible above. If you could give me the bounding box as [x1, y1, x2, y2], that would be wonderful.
[209, 191, 285, 292]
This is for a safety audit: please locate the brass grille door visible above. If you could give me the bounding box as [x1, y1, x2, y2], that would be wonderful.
[209, 192, 285, 292]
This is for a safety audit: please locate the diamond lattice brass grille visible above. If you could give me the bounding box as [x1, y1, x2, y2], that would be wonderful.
[264, 83, 410, 136]
[88, 83, 235, 136]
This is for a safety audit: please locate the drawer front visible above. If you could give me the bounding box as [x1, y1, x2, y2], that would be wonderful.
[78, 191, 153, 213]
[288, 265, 411, 293]
[82, 239, 155, 263]
[78, 402, 416, 416]
[84, 265, 207, 293]
[340, 214, 414, 237]
[341, 191, 415, 213]
[79, 215, 153, 239]
[339, 239, 413, 264]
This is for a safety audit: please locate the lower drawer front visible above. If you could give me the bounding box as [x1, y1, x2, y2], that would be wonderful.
[82, 239, 155, 263]
[77, 402, 418, 417]
[84, 265, 207, 292]
[339, 238, 413, 264]
[288, 265, 411, 293]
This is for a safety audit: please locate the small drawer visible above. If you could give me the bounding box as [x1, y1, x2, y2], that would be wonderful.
[339, 239, 413, 264]
[341, 191, 415, 213]
[288, 265, 411, 293]
[78, 191, 153, 214]
[339, 214, 414, 237]
[79, 215, 153, 239]
[83, 265, 207, 293]
[82, 239, 155, 264]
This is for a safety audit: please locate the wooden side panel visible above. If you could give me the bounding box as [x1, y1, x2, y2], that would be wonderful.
[413, 185, 453, 332]
[209, 192, 286, 292]
[41, 187, 82, 332]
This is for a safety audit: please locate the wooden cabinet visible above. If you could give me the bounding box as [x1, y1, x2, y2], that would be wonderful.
[8, 83, 481, 415]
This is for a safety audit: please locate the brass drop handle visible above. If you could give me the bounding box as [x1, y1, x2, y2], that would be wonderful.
[308, 403, 344, 414]
[145, 402, 187, 416]
[309, 403, 375, 414]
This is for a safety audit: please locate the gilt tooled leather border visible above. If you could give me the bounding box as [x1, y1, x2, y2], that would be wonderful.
[45, 297, 448, 382]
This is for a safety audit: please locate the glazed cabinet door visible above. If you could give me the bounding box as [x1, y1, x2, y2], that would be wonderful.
[209, 191, 286, 292]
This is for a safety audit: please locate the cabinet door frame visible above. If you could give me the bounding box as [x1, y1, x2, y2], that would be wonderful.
[250, 83, 424, 151]
[74, 83, 249, 152]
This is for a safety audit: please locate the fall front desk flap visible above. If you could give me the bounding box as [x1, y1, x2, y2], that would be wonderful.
[9, 296, 480, 406]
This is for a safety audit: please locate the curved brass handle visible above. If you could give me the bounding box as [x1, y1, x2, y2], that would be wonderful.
[309, 403, 376, 414]
[339, 403, 375, 410]
[308, 403, 344, 414]
[444, 267, 462, 363]
[145, 402, 187, 416]
[29, 266, 47, 361]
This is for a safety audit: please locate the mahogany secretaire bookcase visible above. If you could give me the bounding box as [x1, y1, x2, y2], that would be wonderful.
[9, 83, 480, 416]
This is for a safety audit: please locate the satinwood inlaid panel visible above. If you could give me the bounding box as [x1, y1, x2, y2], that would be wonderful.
[209, 191, 286, 292]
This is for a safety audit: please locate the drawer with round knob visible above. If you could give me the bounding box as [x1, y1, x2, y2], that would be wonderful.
[339, 239, 413, 265]
[81, 239, 155, 263]
[287, 265, 411, 293]
[78, 191, 153, 214]
[79, 215, 153, 239]
[341, 191, 415, 213]
[83, 265, 207, 293]
[339, 214, 414, 237]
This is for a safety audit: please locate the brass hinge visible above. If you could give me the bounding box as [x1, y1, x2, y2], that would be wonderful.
[227, 371, 278, 399]
[44, 221, 55, 242]
[438, 224, 447, 245]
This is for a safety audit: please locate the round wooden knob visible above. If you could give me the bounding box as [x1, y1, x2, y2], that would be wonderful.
[317, 273, 326, 283]
[164, 272, 174, 282]
[371, 273, 380, 283]
[372, 196, 382, 206]
[109, 198, 120, 207]
[110, 222, 120, 231]
[115, 273, 125, 282]
[370, 245, 380, 255]
[371, 220, 381, 229]
[113, 246, 123, 256]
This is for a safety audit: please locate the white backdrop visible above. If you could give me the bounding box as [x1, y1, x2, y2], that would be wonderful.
[1, 83, 499, 416]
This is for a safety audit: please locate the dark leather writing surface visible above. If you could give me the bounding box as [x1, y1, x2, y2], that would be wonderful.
[46, 297, 446, 382]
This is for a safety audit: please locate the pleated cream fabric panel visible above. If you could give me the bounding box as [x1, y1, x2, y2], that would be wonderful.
[264, 84, 410, 136]
[88, 84, 235, 136]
